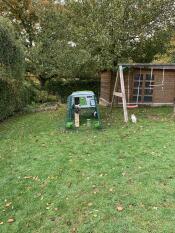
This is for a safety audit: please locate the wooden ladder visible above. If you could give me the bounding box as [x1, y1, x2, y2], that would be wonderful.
[111, 65, 128, 123]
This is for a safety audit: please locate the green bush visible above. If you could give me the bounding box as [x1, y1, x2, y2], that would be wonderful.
[0, 79, 31, 121]
[0, 17, 24, 80]
[33, 89, 58, 103]
[45, 79, 100, 103]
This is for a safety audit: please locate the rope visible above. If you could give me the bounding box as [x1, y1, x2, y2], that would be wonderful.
[127, 69, 130, 103]
[149, 68, 153, 90]
[136, 67, 142, 104]
[149, 68, 165, 88]
[162, 68, 165, 91]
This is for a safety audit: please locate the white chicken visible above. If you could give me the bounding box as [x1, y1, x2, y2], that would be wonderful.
[131, 114, 137, 123]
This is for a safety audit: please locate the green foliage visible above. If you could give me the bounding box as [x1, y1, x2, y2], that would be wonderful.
[0, 17, 28, 120]
[1, 0, 174, 82]
[167, 36, 175, 63]
[0, 79, 31, 121]
[45, 79, 100, 103]
[27, 4, 97, 84]
[66, 0, 174, 69]
[0, 0, 39, 48]
[131, 30, 172, 63]
[0, 17, 25, 79]
[34, 90, 58, 103]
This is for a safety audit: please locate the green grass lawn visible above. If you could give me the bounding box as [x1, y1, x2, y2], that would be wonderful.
[0, 106, 175, 233]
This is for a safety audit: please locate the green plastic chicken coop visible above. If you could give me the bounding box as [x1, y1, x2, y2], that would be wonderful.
[65, 91, 101, 129]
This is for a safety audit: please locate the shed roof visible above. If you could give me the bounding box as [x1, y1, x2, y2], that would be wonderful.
[118, 63, 175, 70]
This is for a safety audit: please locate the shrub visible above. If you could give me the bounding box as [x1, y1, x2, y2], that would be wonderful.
[0, 17, 24, 80]
[0, 79, 31, 121]
[32, 89, 58, 103]
[45, 79, 100, 103]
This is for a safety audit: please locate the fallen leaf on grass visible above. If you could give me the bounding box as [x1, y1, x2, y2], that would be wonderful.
[0, 221, 4, 225]
[24, 176, 39, 181]
[7, 218, 15, 224]
[71, 227, 77, 233]
[36, 192, 42, 197]
[116, 205, 124, 212]
[41, 143, 47, 147]
[24, 176, 33, 179]
[93, 189, 99, 194]
[88, 202, 93, 207]
[5, 202, 12, 208]
[33, 176, 39, 181]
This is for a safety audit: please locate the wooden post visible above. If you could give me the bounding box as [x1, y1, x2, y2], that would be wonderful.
[119, 65, 128, 123]
[75, 112, 80, 127]
[110, 71, 119, 112]
[174, 98, 175, 116]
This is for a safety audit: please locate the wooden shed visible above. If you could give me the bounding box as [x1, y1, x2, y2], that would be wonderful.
[100, 64, 175, 106]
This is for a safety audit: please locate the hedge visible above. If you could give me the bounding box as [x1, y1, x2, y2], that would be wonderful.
[0, 78, 31, 121]
[45, 79, 100, 103]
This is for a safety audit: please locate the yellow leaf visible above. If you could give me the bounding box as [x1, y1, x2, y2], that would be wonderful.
[88, 202, 93, 207]
[5, 202, 12, 208]
[24, 176, 33, 179]
[7, 218, 15, 224]
[116, 205, 124, 212]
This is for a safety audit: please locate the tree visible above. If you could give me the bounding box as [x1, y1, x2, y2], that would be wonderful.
[66, 0, 175, 70]
[0, 1, 95, 87]
[0, 0, 39, 47]
[27, 3, 97, 87]
[0, 16, 24, 79]
[156, 35, 175, 63]
[1, 0, 174, 87]
[131, 30, 172, 63]
[20, 0, 175, 86]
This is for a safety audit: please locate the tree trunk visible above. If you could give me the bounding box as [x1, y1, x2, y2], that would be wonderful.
[38, 75, 46, 89]
[38, 74, 57, 89]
